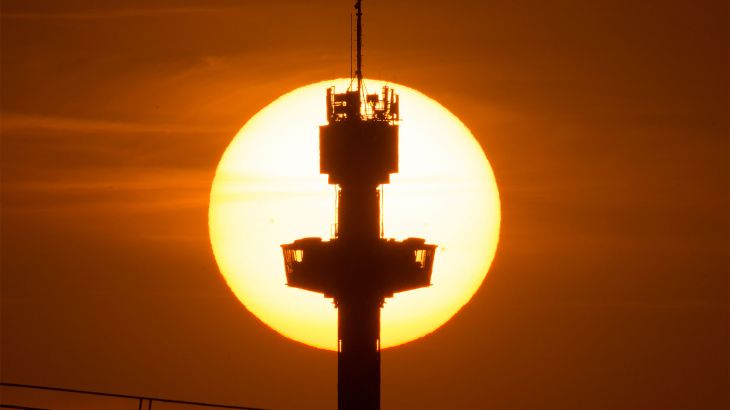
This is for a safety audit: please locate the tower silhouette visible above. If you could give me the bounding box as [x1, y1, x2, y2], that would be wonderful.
[281, 2, 436, 409]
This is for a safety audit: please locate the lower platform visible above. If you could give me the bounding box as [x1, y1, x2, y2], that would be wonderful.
[281, 237, 436, 298]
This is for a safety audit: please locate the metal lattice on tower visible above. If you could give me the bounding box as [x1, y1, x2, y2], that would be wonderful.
[281, 2, 436, 409]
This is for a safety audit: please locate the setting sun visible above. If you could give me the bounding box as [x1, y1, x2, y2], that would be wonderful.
[209, 79, 500, 350]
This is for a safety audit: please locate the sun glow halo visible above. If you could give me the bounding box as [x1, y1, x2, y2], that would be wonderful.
[209, 79, 500, 350]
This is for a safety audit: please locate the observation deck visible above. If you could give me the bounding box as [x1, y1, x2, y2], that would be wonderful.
[282, 237, 436, 299]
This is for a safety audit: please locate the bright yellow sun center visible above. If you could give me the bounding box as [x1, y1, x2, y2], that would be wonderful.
[209, 79, 500, 350]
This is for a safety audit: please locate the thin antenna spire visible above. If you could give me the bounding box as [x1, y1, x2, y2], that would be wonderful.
[355, 0, 363, 91]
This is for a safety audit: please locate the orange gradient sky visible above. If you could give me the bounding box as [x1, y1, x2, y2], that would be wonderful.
[1, 1, 727, 409]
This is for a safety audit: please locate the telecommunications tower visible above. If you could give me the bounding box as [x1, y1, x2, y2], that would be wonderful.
[281, 1, 436, 409]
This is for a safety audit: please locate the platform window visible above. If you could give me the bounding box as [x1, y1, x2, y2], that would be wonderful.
[414, 249, 427, 269]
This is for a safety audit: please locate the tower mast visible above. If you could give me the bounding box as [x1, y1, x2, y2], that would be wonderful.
[355, 0, 363, 91]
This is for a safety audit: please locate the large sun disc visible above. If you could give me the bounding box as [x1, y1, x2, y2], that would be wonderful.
[209, 79, 500, 350]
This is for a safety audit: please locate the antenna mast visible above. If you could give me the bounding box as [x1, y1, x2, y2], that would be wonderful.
[355, 0, 363, 91]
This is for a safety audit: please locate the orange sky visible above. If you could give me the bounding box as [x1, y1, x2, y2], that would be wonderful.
[1, 1, 728, 409]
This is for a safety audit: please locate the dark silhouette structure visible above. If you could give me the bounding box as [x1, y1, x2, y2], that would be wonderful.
[281, 2, 436, 409]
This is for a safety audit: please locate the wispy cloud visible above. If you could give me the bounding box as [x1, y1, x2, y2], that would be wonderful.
[0, 167, 212, 213]
[1, 112, 228, 135]
[1, 6, 237, 20]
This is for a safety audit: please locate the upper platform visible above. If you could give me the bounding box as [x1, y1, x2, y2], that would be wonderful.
[320, 85, 400, 186]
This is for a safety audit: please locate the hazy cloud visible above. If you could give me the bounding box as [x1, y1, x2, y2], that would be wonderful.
[1, 112, 228, 135]
[1, 6, 238, 20]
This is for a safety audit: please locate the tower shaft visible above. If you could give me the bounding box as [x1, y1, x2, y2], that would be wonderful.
[337, 185, 380, 241]
[337, 293, 381, 410]
[335, 183, 381, 409]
